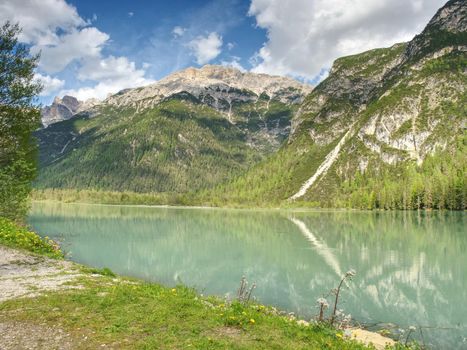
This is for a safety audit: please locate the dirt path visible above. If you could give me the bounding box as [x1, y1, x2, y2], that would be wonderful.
[0, 246, 83, 302]
[0, 246, 86, 350]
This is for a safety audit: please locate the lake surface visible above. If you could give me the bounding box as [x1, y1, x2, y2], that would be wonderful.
[28, 202, 467, 349]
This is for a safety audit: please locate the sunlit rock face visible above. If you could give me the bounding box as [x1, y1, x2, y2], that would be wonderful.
[41, 96, 99, 127]
[104, 65, 312, 112]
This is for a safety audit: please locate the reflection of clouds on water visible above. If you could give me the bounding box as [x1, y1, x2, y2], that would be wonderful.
[289, 217, 343, 278]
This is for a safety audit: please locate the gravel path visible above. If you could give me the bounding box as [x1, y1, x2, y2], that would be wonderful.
[0, 246, 83, 302]
[0, 246, 85, 350]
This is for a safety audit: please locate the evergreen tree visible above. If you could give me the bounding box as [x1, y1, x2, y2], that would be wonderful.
[0, 22, 42, 221]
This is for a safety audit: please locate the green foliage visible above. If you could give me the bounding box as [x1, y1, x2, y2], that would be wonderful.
[409, 29, 467, 62]
[332, 43, 406, 78]
[84, 267, 117, 277]
[34, 96, 295, 193]
[334, 136, 466, 210]
[0, 22, 42, 221]
[0, 217, 63, 258]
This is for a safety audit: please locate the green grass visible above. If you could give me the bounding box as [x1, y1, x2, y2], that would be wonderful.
[0, 217, 63, 258]
[0, 273, 374, 349]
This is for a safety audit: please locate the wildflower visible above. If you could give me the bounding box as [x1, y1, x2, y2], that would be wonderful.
[171, 288, 176, 293]
[316, 298, 329, 308]
[249, 318, 255, 324]
[336, 333, 343, 339]
[409, 326, 416, 331]
[345, 269, 356, 277]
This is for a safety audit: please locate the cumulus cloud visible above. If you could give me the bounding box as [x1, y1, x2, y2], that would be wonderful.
[0, 0, 85, 45]
[0, 0, 153, 101]
[34, 73, 65, 96]
[188, 32, 223, 65]
[248, 0, 446, 81]
[34, 27, 109, 74]
[60, 56, 154, 100]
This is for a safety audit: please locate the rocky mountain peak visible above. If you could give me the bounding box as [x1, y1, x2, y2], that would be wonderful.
[402, 0, 466, 62]
[104, 65, 312, 111]
[41, 96, 99, 127]
[161, 64, 311, 95]
[427, 0, 467, 33]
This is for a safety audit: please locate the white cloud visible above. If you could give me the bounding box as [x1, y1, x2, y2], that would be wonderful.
[0, 0, 108, 74]
[34, 73, 65, 96]
[188, 32, 223, 65]
[220, 56, 245, 72]
[172, 26, 186, 38]
[0, 0, 153, 100]
[34, 27, 109, 74]
[0, 0, 85, 45]
[227, 42, 235, 51]
[248, 0, 446, 81]
[128, 12, 134, 18]
[60, 56, 154, 100]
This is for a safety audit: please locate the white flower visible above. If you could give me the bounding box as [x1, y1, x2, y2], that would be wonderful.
[346, 269, 356, 277]
[409, 326, 416, 331]
[316, 298, 329, 308]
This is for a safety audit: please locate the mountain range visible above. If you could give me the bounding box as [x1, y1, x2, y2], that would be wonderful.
[35, 0, 466, 209]
[35, 66, 311, 193]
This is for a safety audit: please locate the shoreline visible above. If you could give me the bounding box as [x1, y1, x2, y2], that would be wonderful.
[0, 244, 396, 349]
[31, 198, 461, 214]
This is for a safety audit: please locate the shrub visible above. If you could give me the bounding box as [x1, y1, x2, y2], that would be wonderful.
[0, 217, 63, 258]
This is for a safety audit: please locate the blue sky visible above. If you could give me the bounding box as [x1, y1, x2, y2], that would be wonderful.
[0, 0, 446, 104]
[66, 0, 265, 77]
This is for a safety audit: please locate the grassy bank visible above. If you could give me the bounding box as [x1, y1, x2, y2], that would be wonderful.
[0, 218, 402, 349]
[1, 275, 374, 349]
[0, 217, 63, 259]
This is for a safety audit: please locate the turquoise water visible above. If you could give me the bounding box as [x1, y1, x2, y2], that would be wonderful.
[28, 202, 467, 349]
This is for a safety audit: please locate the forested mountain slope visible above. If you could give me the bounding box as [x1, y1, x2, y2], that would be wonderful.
[201, 0, 466, 209]
[34, 66, 311, 192]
